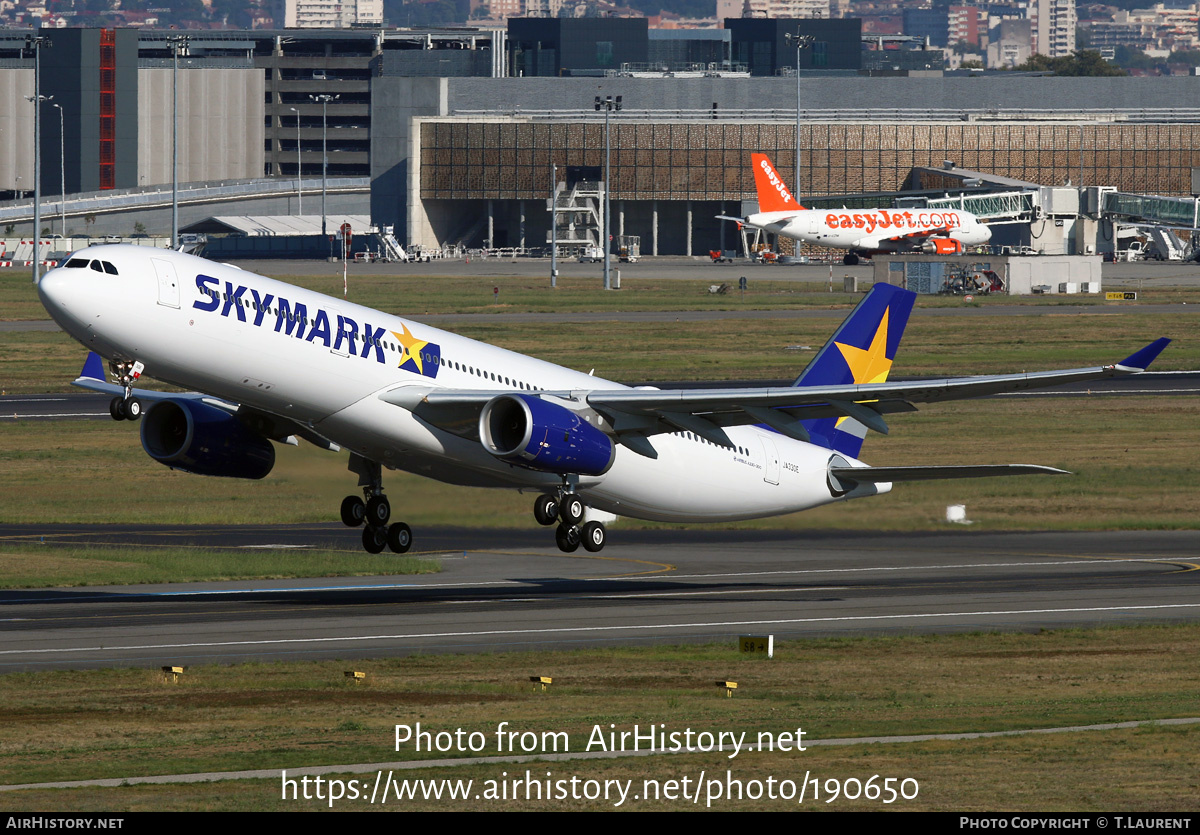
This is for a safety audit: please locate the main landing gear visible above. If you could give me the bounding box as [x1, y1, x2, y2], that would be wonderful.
[341, 455, 412, 554]
[107, 359, 143, 421]
[532, 481, 607, 553]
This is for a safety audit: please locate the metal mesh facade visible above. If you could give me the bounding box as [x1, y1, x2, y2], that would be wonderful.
[420, 119, 1200, 201]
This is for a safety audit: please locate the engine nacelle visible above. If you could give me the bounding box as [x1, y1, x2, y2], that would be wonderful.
[920, 237, 965, 255]
[479, 393, 615, 476]
[140, 398, 275, 480]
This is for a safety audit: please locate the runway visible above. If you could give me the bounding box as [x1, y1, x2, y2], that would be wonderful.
[0, 525, 1196, 672]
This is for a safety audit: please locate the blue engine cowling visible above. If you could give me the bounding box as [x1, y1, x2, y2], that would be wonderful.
[140, 398, 275, 480]
[479, 393, 615, 476]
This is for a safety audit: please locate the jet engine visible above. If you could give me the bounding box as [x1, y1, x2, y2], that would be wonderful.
[140, 398, 275, 479]
[919, 238, 965, 255]
[479, 393, 615, 476]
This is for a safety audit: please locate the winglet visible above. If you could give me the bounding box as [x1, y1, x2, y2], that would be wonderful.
[1117, 337, 1170, 371]
[80, 352, 106, 382]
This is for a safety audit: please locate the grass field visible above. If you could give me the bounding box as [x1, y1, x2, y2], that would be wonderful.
[8, 266, 1200, 323]
[0, 625, 1196, 810]
[2, 307, 1196, 395]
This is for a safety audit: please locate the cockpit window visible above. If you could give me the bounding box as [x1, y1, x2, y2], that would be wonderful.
[102, 261, 118, 275]
[65, 258, 89, 268]
[89, 261, 104, 273]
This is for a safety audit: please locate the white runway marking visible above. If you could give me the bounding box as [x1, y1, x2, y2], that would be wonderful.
[3, 602, 1198, 657]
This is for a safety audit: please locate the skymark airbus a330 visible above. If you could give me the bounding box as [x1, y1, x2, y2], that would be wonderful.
[721, 153, 992, 265]
[37, 245, 1167, 554]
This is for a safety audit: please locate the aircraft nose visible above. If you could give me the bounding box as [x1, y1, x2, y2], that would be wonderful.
[37, 267, 70, 311]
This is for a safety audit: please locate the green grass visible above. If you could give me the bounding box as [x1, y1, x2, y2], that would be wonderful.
[2, 309, 1196, 395]
[8, 264, 1200, 323]
[0, 545, 438, 589]
[2, 396, 1196, 538]
[0, 625, 1197, 810]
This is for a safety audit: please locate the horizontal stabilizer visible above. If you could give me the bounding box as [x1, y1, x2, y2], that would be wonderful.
[80, 351, 106, 382]
[830, 464, 1069, 489]
[1117, 337, 1171, 371]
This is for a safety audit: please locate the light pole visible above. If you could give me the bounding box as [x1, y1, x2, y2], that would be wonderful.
[24, 34, 50, 284]
[167, 35, 190, 250]
[594, 94, 621, 291]
[310, 93, 338, 238]
[289, 106, 302, 216]
[52, 102, 64, 237]
[784, 31, 814, 199]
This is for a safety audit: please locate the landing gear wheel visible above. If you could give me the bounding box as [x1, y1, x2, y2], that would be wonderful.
[340, 496, 366, 527]
[559, 494, 585, 526]
[843, 252, 860, 266]
[581, 521, 607, 553]
[387, 522, 413, 554]
[554, 524, 580, 553]
[124, 398, 142, 420]
[109, 396, 126, 421]
[362, 525, 387, 554]
[366, 495, 391, 526]
[533, 494, 559, 526]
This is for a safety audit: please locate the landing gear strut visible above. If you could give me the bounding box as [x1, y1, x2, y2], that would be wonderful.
[342, 454, 411, 554]
[106, 359, 143, 421]
[534, 476, 607, 553]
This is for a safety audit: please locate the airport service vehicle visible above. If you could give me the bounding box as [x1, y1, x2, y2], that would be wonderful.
[720, 153, 993, 265]
[37, 246, 1168, 555]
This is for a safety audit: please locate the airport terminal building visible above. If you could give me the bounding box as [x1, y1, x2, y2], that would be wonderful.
[378, 75, 1200, 255]
[1, 23, 1200, 258]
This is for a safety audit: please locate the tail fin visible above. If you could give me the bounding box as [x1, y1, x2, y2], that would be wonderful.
[751, 153, 804, 212]
[794, 283, 916, 458]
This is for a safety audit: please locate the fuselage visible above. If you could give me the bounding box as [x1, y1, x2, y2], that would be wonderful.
[746, 207, 991, 253]
[37, 245, 882, 523]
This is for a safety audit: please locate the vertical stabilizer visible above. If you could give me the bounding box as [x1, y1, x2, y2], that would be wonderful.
[751, 153, 804, 212]
[793, 283, 916, 458]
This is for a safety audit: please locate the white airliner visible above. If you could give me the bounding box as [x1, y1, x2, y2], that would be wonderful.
[721, 153, 992, 265]
[37, 245, 1167, 554]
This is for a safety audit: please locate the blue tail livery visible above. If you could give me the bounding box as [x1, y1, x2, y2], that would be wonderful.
[794, 283, 916, 457]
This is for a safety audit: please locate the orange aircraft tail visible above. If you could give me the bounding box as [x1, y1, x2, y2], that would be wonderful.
[751, 153, 804, 212]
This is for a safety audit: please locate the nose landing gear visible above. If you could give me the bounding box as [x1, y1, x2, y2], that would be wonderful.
[106, 359, 145, 421]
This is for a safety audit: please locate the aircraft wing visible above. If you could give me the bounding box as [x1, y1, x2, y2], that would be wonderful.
[856, 226, 952, 248]
[72, 351, 340, 451]
[381, 339, 1170, 456]
[72, 351, 237, 413]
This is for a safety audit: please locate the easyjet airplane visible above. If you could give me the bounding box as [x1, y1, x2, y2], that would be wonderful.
[37, 246, 1166, 554]
[721, 153, 992, 265]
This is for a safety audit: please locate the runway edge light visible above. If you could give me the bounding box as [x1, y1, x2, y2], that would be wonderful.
[738, 635, 774, 658]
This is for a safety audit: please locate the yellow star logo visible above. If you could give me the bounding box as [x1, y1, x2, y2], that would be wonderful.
[392, 323, 429, 375]
[832, 308, 893, 428]
[835, 307, 893, 385]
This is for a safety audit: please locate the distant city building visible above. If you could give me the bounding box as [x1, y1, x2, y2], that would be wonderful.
[726, 17, 861, 74]
[1031, 0, 1075, 57]
[1081, 3, 1200, 55]
[948, 5, 986, 47]
[277, 0, 383, 28]
[741, 0, 831, 19]
[988, 17, 1032, 67]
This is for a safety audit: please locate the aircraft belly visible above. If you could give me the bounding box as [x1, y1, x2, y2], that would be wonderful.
[313, 395, 590, 490]
[582, 434, 840, 523]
